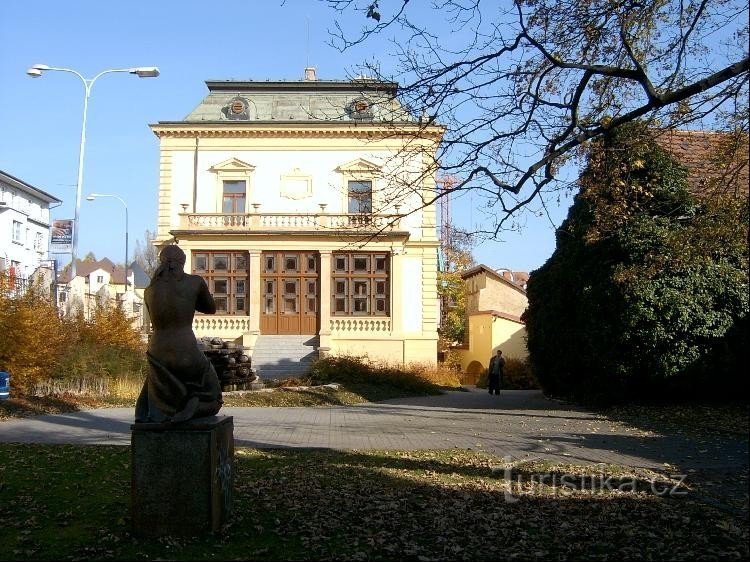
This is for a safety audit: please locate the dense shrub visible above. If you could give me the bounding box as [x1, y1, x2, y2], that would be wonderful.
[523, 122, 749, 403]
[0, 275, 73, 392]
[0, 276, 146, 394]
[475, 357, 539, 390]
[310, 354, 461, 391]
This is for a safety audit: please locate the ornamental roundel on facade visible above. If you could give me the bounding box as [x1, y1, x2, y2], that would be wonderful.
[224, 96, 250, 120]
[347, 97, 374, 120]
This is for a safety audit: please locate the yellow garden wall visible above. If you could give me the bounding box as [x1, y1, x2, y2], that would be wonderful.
[456, 313, 527, 374]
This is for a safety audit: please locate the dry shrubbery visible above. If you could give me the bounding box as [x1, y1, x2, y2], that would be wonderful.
[475, 357, 539, 390]
[0, 274, 145, 394]
[310, 354, 462, 391]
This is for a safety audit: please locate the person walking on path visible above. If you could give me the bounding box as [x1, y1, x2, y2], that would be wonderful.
[488, 349, 505, 395]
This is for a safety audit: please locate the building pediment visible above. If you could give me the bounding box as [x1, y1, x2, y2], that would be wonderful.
[335, 158, 381, 174]
[209, 158, 256, 173]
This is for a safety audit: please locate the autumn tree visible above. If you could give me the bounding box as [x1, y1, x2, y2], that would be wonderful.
[0, 274, 73, 391]
[438, 227, 475, 344]
[523, 122, 748, 403]
[325, 0, 749, 237]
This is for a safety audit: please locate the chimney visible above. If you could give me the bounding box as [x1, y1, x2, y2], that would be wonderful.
[304, 67, 317, 81]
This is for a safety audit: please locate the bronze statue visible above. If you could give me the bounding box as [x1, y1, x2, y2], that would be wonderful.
[135, 245, 223, 423]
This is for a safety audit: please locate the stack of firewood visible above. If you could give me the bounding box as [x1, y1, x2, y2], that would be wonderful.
[199, 337, 259, 391]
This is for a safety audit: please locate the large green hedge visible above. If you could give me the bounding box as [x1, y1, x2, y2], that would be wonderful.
[523, 123, 748, 403]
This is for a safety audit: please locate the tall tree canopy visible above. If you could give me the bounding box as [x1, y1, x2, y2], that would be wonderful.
[522, 122, 748, 403]
[326, 0, 749, 237]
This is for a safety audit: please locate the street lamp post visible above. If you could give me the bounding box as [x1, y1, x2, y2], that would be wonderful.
[26, 64, 159, 279]
[86, 193, 129, 292]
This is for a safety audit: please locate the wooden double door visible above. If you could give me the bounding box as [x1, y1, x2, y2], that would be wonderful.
[260, 251, 319, 335]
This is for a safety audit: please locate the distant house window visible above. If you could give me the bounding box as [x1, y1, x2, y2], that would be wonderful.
[332, 252, 389, 316]
[34, 232, 43, 251]
[11, 221, 22, 243]
[59, 291, 67, 303]
[348, 181, 372, 214]
[222, 180, 246, 213]
[96, 275, 104, 283]
[192, 250, 249, 315]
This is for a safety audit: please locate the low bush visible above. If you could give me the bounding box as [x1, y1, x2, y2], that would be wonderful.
[310, 355, 461, 391]
[475, 357, 539, 390]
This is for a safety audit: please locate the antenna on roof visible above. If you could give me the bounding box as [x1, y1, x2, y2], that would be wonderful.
[303, 16, 317, 81]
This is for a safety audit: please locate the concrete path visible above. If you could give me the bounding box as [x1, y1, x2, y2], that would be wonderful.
[1, 388, 746, 472]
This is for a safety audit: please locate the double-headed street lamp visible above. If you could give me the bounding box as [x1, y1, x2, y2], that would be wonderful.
[26, 64, 159, 279]
[86, 193, 129, 292]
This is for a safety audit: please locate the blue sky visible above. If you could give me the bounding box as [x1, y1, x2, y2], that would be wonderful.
[0, 0, 574, 274]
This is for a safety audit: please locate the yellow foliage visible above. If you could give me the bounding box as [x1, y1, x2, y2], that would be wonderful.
[0, 275, 145, 392]
[80, 303, 145, 353]
[0, 275, 74, 391]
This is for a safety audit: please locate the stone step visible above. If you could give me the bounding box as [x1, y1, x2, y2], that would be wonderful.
[251, 335, 320, 380]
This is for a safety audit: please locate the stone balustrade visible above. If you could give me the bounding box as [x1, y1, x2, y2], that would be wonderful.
[330, 317, 392, 334]
[180, 212, 402, 231]
[193, 316, 251, 338]
[193, 316, 392, 338]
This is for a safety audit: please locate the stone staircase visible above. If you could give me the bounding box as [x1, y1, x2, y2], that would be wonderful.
[250, 335, 320, 380]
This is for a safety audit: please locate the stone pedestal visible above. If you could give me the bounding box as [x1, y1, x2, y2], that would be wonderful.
[131, 415, 234, 537]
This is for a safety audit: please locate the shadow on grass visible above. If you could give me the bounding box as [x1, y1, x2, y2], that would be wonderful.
[0, 394, 95, 419]
[0, 444, 746, 561]
[591, 399, 750, 437]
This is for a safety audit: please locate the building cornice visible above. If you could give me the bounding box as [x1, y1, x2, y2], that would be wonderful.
[204, 79, 399, 93]
[150, 122, 445, 141]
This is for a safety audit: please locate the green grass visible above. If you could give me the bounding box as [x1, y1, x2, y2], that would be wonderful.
[0, 445, 746, 561]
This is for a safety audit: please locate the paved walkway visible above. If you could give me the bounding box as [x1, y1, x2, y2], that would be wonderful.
[1, 388, 746, 471]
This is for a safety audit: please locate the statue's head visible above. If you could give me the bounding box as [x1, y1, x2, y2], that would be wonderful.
[150, 244, 186, 283]
[159, 244, 186, 267]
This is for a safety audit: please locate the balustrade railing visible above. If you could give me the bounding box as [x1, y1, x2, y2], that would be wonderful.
[193, 315, 251, 336]
[330, 317, 392, 334]
[180, 212, 402, 231]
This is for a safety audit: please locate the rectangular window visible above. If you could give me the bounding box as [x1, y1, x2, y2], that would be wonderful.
[222, 180, 246, 213]
[194, 253, 208, 272]
[11, 221, 22, 243]
[192, 250, 250, 315]
[331, 252, 389, 316]
[265, 255, 275, 272]
[213, 254, 229, 271]
[283, 255, 298, 273]
[347, 180, 372, 214]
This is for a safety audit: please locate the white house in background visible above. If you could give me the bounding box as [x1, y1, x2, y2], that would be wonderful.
[56, 257, 148, 329]
[0, 169, 61, 280]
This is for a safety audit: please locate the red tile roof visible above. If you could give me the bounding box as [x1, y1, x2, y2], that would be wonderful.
[653, 129, 749, 198]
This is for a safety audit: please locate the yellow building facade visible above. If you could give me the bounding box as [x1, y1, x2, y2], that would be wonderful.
[150, 73, 443, 368]
[453, 265, 529, 377]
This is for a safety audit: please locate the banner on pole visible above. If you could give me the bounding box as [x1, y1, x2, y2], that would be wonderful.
[51, 219, 74, 251]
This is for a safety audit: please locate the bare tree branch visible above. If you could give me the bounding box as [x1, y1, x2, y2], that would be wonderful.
[323, 0, 749, 237]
